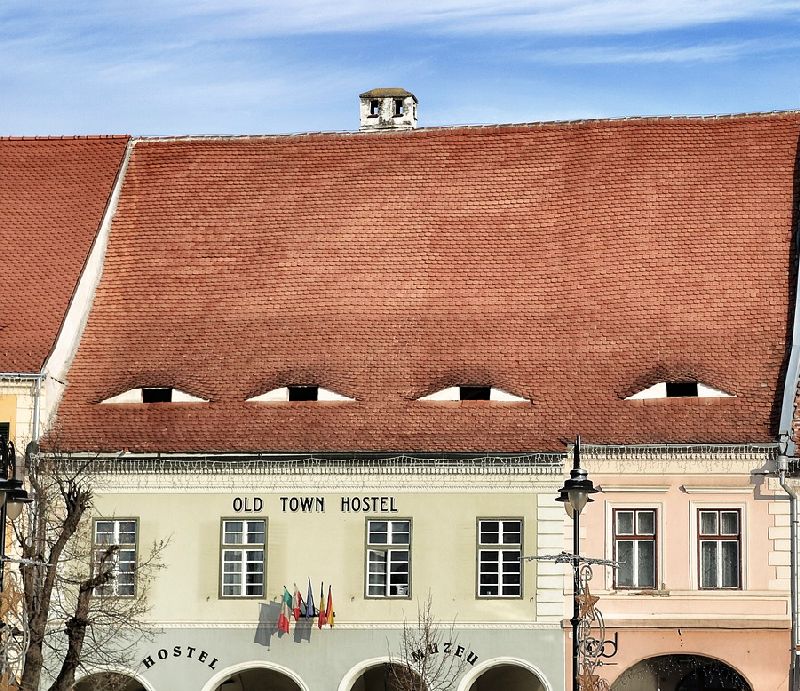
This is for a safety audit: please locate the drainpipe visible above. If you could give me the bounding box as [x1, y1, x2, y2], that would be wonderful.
[779, 452, 800, 691]
[32, 373, 41, 443]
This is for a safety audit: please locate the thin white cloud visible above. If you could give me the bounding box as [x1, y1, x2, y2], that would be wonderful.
[526, 38, 800, 64]
[3, 0, 800, 37]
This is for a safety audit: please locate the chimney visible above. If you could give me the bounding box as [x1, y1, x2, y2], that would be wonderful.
[359, 88, 418, 131]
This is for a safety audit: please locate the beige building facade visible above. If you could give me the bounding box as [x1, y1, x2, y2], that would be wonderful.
[81, 455, 567, 690]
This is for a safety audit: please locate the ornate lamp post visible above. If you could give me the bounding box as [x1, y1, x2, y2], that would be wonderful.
[557, 436, 598, 691]
[0, 439, 32, 590]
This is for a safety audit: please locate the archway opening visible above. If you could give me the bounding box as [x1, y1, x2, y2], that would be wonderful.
[73, 672, 146, 691]
[466, 663, 547, 690]
[612, 654, 751, 691]
[350, 662, 424, 691]
[211, 667, 303, 691]
[215, 667, 301, 691]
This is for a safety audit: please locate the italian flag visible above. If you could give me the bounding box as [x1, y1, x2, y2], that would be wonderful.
[293, 583, 304, 621]
[278, 587, 292, 633]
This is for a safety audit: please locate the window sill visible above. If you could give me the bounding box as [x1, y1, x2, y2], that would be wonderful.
[626, 397, 736, 407]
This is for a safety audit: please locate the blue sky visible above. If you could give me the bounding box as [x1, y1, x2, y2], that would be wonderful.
[2, 1, 800, 135]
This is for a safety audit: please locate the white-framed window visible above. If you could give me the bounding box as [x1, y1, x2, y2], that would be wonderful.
[613, 509, 656, 589]
[698, 509, 741, 589]
[366, 519, 411, 598]
[93, 519, 137, 597]
[477, 519, 522, 598]
[221, 519, 266, 598]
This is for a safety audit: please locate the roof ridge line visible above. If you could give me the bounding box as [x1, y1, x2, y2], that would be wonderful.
[130, 109, 800, 143]
[0, 135, 130, 141]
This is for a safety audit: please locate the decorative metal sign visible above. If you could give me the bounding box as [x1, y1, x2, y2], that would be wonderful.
[522, 551, 619, 691]
[575, 562, 617, 691]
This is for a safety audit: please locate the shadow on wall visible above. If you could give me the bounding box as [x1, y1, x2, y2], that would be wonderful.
[210, 667, 302, 691]
[467, 664, 547, 691]
[74, 672, 146, 691]
[611, 654, 751, 691]
[254, 601, 314, 647]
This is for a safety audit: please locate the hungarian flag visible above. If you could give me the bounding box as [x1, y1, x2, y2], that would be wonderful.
[278, 587, 292, 633]
[326, 585, 334, 628]
[305, 579, 316, 618]
[293, 583, 304, 621]
[317, 581, 328, 629]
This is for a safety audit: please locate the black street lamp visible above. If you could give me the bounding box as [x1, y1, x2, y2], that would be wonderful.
[0, 440, 32, 590]
[556, 435, 598, 691]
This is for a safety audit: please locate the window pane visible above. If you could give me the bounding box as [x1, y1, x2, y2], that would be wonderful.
[637, 511, 655, 535]
[480, 521, 499, 543]
[390, 522, 410, 544]
[223, 521, 243, 544]
[367, 550, 387, 589]
[118, 521, 137, 543]
[637, 541, 656, 588]
[721, 512, 739, 536]
[502, 521, 521, 544]
[95, 522, 114, 544]
[616, 541, 634, 587]
[246, 521, 265, 544]
[701, 541, 718, 588]
[700, 511, 718, 536]
[369, 521, 388, 544]
[616, 512, 634, 535]
[721, 541, 740, 587]
[479, 584, 498, 596]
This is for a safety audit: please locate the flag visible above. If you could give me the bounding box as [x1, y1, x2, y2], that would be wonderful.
[293, 583, 304, 621]
[317, 581, 328, 629]
[278, 586, 292, 633]
[305, 579, 316, 618]
[326, 584, 334, 628]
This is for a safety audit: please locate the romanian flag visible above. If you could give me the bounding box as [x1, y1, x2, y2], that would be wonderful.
[305, 579, 316, 618]
[278, 587, 292, 633]
[326, 585, 334, 628]
[317, 581, 328, 629]
[293, 583, 304, 621]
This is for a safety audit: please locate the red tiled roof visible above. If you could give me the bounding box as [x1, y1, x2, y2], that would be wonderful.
[54, 115, 800, 452]
[0, 136, 129, 372]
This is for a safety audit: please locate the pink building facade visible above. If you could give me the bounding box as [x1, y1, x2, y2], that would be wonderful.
[574, 446, 791, 690]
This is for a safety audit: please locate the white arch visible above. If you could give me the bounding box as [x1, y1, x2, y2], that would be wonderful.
[201, 660, 309, 691]
[338, 656, 389, 691]
[456, 656, 554, 691]
[74, 666, 156, 691]
[338, 656, 413, 691]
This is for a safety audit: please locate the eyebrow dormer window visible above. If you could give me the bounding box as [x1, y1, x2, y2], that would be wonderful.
[247, 386, 355, 402]
[288, 386, 318, 401]
[460, 386, 490, 400]
[665, 382, 698, 398]
[419, 386, 528, 402]
[626, 381, 733, 400]
[142, 387, 172, 403]
[100, 387, 208, 404]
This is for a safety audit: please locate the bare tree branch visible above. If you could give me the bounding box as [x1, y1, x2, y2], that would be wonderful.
[388, 592, 470, 691]
[0, 445, 168, 690]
